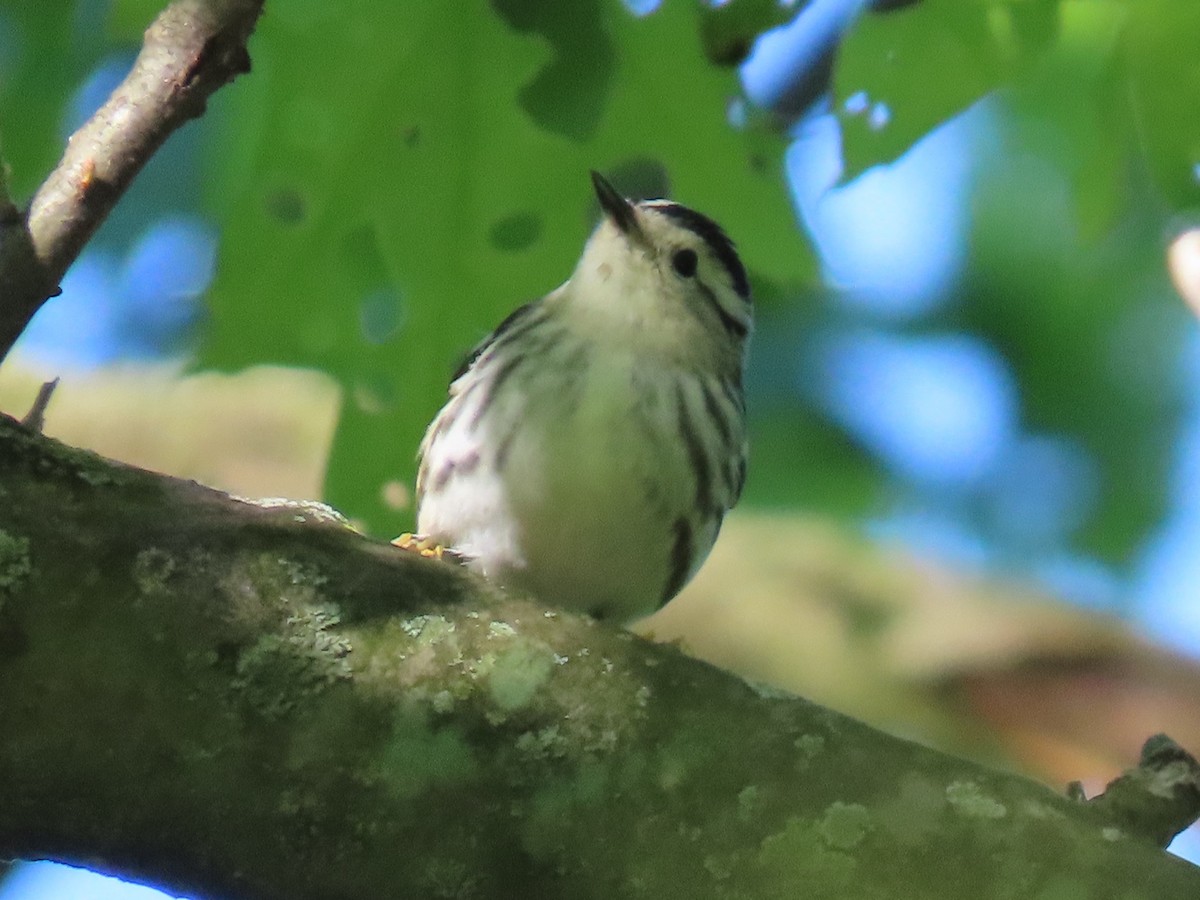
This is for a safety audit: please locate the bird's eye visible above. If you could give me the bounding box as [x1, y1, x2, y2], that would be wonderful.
[671, 248, 698, 278]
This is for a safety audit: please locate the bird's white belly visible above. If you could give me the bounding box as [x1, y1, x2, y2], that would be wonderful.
[502, 356, 690, 620]
[418, 350, 696, 621]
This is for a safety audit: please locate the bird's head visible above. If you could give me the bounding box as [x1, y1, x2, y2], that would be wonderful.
[565, 171, 752, 369]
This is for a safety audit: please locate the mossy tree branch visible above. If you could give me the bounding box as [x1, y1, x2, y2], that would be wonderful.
[2, 0, 1196, 894]
[1, 414, 1198, 899]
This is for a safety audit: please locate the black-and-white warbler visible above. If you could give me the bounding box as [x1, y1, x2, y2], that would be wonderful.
[414, 172, 751, 622]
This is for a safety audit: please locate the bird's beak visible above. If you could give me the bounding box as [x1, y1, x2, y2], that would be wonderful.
[591, 170, 642, 239]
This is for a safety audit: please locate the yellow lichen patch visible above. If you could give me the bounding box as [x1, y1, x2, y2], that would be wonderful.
[349, 600, 653, 766]
[0, 529, 32, 595]
[375, 711, 480, 801]
[487, 641, 556, 712]
[756, 817, 858, 894]
[794, 733, 826, 769]
[132, 547, 177, 599]
[217, 552, 329, 638]
[231, 602, 352, 718]
[818, 801, 872, 850]
[875, 772, 945, 848]
[945, 780, 1008, 820]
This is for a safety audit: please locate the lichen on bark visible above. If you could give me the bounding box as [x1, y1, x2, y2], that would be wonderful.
[1, 414, 1198, 899]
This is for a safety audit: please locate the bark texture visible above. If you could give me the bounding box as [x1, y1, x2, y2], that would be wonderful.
[1, 414, 1198, 899]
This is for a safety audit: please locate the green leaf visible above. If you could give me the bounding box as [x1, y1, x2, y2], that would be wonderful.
[1121, 0, 1200, 214]
[199, 0, 809, 535]
[1002, 0, 1128, 239]
[834, 0, 1042, 179]
[106, 0, 167, 39]
[491, 0, 615, 141]
[0, 4, 104, 198]
[698, 0, 794, 67]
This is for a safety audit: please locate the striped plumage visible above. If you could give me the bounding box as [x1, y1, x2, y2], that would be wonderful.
[416, 172, 750, 622]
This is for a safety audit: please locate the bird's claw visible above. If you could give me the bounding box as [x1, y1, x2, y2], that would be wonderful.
[391, 533, 466, 565]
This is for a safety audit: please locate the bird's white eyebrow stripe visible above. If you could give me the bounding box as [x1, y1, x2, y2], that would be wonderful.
[697, 281, 749, 339]
[647, 201, 750, 301]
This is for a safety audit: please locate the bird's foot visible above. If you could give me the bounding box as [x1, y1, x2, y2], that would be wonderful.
[391, 533, 466, 565]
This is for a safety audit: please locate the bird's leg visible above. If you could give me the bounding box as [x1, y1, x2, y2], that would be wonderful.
[390, 533, 466, 565]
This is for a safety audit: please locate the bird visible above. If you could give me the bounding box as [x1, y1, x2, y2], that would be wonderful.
[410, 171, 751, 623]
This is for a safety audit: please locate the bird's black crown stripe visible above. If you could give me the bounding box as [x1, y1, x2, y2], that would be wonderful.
[651, 203, 750, 302]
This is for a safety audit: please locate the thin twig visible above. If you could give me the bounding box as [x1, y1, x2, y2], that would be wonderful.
[0, 0, 265, 364]
[20, 377, 59, 433]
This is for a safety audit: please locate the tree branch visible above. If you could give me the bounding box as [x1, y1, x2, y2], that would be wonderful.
[0, 0, 264, 362]
[1078, 734, 1200, 849]
[1, 414, 1198, 899]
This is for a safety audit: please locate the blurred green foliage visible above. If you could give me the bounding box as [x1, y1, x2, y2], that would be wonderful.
[2, 0, 1198, 568]
[0, 1, 106, 197]
[835, 0, 1035, 180]
[189, 0, 806, 535]
[830, 0, 1200, 562]
[835, 0, 1200, 214]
